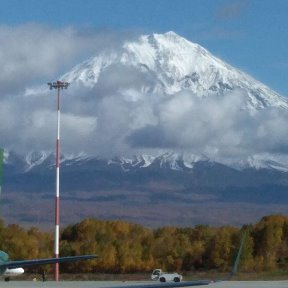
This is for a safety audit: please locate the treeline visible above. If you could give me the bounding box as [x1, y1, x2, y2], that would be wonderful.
[1, 215, 288, 274]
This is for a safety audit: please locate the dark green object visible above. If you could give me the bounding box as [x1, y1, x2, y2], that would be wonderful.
[230, 232, 247, 278]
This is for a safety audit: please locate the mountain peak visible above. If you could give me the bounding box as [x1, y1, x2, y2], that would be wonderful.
[164, 31, 179, 36]
[62, 31, 288, 111]
[149, 31, 193, 45]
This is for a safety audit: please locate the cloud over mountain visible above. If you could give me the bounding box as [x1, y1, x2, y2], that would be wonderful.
[1, 28, 288, 166]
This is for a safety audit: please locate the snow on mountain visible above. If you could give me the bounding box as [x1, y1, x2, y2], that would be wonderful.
[62, 31, 288, 111]
[105, 152, 213, 172]
[18, 32, 288, 173]
[106, 153, 288, 172]
[4, 147, 288, 174]
[233, 154, 288, 172]
[25, 151, 49, 171]
[108, 154, 155, 172]
[55, 31, 288, 172]
[61, 152, 92, 164]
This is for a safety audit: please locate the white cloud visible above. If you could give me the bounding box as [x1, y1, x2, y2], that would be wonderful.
[1, 24, 288, 163]
[127, 89, 288, 159]
[0, 24, 130, 95]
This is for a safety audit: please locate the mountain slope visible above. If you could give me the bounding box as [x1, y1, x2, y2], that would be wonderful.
[3, 151, 288, 229]
[62, 31, 288, 111]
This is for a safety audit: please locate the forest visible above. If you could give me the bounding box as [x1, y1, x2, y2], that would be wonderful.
[1, 214, 288, 274]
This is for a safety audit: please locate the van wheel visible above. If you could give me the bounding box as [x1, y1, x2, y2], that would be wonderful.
[174, 277, 180, 282]
[160, 277, 166, 282]
[4, 277, 10, 282]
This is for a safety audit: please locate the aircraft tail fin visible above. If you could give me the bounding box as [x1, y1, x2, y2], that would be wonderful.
[228, 231, 246, 280]
[0, 251, 9, 263]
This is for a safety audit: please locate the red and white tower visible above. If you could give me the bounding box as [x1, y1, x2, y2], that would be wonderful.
[48, 80, 69, 281]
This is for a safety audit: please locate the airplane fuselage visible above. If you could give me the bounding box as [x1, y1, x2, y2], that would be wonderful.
[3, 268, 24, 277]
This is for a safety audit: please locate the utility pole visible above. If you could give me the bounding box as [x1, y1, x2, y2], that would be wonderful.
[47, 80, 69, 281]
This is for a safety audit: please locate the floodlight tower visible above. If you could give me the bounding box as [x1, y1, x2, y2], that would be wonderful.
[47, 80, 69, 281]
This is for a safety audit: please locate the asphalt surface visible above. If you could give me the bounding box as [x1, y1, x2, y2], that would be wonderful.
[2, 281, 288, 288]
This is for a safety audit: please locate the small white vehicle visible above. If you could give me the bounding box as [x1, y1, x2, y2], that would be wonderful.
[151, 269, 183, 282]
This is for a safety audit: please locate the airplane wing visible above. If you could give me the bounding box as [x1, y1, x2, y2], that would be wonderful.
[99, 281, 211, 288]
[0, 254, 97, 269]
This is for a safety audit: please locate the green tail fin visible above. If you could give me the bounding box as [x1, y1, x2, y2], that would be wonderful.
[229, 232, 247, 279]
[0, 251, 9, 263]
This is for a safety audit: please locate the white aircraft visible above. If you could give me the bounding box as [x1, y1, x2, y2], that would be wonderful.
[0, 250, 96, 281]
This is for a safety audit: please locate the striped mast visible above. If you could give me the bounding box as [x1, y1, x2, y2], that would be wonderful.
[48, 81, 69, 281]
[55, 83, 60, 281]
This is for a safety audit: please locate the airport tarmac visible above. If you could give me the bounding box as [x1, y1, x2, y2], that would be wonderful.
[2, 281, 288, 288]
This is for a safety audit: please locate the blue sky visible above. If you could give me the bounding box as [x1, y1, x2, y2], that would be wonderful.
[0, 0, 287, 95]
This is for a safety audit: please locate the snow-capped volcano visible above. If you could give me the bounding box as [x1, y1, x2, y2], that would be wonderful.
[19, 32, 288, 172]
[62, 31, 288, 111]
[4, 32, 288, 228]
